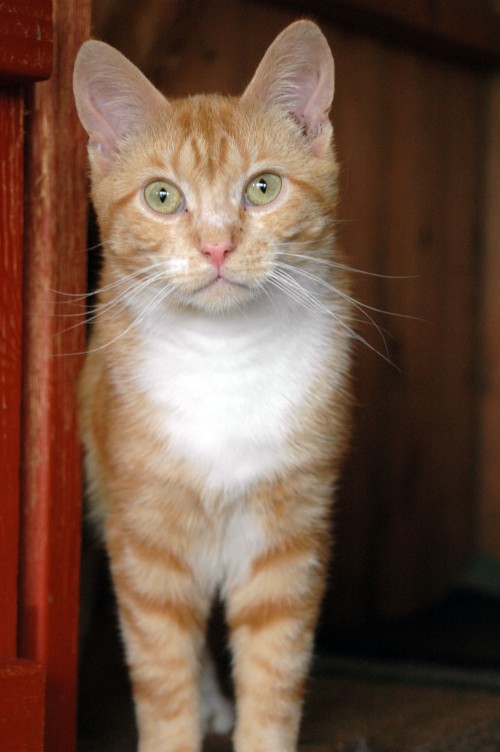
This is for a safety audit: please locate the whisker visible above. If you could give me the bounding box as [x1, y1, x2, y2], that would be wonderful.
[87, 240, 104, 253]
[56, 270, 167, 336]
[270, 267, 396, 367]
[278, 260, 419, 323]
[50, 260, 164, 305]
[279, 250, 417, 280]
[57, 280, 176, 357]
[277, 262, 388, 351]
[267, 274, 324, 320]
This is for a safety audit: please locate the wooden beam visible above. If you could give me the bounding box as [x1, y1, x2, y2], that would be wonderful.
[0, 660, 45, 752]
[0, 90, 23, 657]
[18, 1, 90, 750]
[0, 0, 52, 83]
[479, 30, 500, 557]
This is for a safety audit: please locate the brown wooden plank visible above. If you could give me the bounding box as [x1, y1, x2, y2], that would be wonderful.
[373, 53, 482, 617]
[0, 89, 24, 657]
[320, 29, 392, 625]
[0, 0, 53, 83]
[93, 0, 181, 77]
[18, 0, 91, 750]
[480, 65, 500, 558]
[0, 659, 45, 752]
[269, 0, 500, 69]
[327, 29, 484, 621]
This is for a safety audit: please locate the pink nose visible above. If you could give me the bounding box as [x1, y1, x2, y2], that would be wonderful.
[201, 242, 234, 269]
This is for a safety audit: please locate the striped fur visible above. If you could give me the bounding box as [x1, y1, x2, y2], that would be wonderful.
[74, 20, 352, 752]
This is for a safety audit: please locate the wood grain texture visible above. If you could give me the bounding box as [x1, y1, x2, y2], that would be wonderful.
[18, 0, 90, 750]
[0, 0, 53, 83]
[328, 27, 485, 620]
[479, 65, 500, 558]
[0, 90, 24, 657]
[270, 0, 500, 69]
[0, 659, 45, 752]
[94, 0, 181, 76]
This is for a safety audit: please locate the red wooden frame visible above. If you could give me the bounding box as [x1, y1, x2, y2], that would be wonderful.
[0, 660, 45, 752]
[0, 1, 90, 750]
[0, 88, 24, 659]
[0, 4, 51, 749]
[18, 0, 91, 747]
[0, 0, 53, 83]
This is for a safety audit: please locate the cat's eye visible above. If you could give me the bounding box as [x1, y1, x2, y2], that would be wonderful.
[244, 173, 282, 207]
[144, 180, 184, 214]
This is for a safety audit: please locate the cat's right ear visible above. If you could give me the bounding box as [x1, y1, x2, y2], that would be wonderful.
[73, 41, 166, 174]
[242, 21, 335, 158]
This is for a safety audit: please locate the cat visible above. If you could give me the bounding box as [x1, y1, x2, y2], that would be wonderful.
[73, 19, 352, 752]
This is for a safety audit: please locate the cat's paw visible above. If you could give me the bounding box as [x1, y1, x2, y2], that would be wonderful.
[200, 687, 235, 735]
[200, 650, 235, 735]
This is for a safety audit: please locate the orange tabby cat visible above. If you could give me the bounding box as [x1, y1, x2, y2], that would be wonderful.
[74, 20, 352, 752]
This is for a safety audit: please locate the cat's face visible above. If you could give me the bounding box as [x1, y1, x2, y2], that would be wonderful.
[92, 94, 337, 314]
[74, 21, 337, 315]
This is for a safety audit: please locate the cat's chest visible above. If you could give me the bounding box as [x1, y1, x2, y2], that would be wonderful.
[130, 308, 327, 494]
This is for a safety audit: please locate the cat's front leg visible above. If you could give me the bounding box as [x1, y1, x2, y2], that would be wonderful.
[226, 489, 331, 752]
[106, 518, 210, 752]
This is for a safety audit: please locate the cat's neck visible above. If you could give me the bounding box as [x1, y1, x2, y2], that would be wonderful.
[126, 282, 329, 348]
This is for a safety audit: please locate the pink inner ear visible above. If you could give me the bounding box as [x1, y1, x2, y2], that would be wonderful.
[290, 69, 318, 113]
[241, 21, 334, 152]
[83, 77, 158, 152]
[82, 91, 120, 157]
[269, 59, 333, 148]
[90, 89, 124, 141]
[73, 40, 167, 172]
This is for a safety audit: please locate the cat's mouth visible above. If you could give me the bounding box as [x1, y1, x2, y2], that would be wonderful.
[197, 272, 246, 293]
[187, 271, 254, 312]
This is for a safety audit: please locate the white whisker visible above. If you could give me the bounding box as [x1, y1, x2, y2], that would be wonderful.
[56, 269, 168, 336]
[279, 250, 417, 280]
[58, 281, 176, 357]
[50, 261, 164, 305]
[277, 261, 384, 337]
[278, 259, 418, 325]
[269, 265, 396, 367]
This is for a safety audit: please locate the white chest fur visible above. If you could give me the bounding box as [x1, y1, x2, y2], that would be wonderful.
[130, 299, 331, 498]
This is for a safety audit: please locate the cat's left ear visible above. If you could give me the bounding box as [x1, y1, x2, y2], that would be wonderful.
[73, 40, 166, 174]
[242, 20, 334, 157]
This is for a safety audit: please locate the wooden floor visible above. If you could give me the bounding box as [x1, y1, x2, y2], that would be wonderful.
[78, 659, 500, 752]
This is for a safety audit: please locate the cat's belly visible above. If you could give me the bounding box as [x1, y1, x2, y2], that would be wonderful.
[131, 312, 331, 497]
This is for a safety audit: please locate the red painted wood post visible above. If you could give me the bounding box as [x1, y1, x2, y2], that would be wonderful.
[0, 88, 24, 661]
[0, 660, 45, 752]
[18, 0, 91, 749]
[0, 1, 52, 82]
[0, 4, 53, 748]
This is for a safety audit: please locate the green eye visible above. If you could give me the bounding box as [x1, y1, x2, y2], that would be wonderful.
[144, 180, 183, 214]
[244, 173, 282, 206]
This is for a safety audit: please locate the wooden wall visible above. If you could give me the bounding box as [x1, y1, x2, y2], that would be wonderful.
[480, 0, 500, 560]
[90, 0, 497, 624]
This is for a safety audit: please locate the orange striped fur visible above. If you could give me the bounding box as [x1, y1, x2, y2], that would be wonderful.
[74, 20, 352, 752]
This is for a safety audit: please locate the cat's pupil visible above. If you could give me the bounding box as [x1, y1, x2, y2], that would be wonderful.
[159, 187, 167, 203]
[257, 178, 267, 194]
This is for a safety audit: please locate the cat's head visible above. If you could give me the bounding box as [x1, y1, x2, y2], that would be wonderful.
[73, 21, 337, 315]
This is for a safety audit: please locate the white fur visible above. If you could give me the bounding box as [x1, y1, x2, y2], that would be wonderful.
[192, 497, 269, 595]
[166, 256, 190, 274]
[125, 292, 337, 596]
[130, 294, 332, 499]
